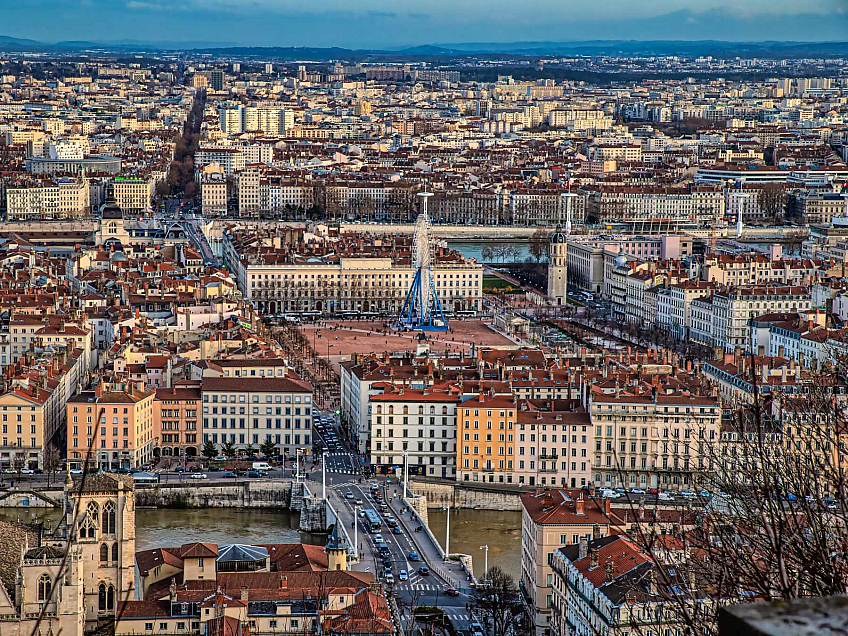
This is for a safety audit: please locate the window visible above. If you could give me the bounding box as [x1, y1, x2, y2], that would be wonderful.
[112, 542, 119, 563]
[102, 501, 116, 535]
[38, 573, 51, 602]
[100, 543, 109, 562]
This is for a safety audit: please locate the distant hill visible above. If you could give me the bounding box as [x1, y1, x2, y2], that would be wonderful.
[0, 35, 846, 60]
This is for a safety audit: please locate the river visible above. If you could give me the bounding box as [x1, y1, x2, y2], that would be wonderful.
[0, 506, 519, 577]
[0, 508, 326, 551]
[427, 508, 522, 579]
[447, 241, 539, 264]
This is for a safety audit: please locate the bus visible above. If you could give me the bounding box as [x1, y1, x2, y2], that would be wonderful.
[363, 508, 382, 532]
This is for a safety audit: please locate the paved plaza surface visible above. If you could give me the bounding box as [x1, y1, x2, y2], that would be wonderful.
[302, 319, 516, 371]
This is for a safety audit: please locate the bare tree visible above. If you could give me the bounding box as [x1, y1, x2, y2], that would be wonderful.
[43, 445, 62, 487]
[614, 357, 848, 636]
[529, 229, 548, 264]
[470, 566, 523, 636]
[757, 184, 788, 222]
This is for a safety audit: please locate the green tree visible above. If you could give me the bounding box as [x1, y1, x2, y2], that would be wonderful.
[259, 439, 277, 459]
[201, 440, 218, 462]
[221, 440, 236, 458]
[245, 444, 258, 458]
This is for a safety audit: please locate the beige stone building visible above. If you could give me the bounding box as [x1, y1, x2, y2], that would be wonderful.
[0, 473, 136, 636]
[588, 384, 721, 491]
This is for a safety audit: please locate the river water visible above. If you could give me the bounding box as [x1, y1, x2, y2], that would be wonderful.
[0, 506, 519, 577]
[0, 508, 325, 551]
[427, 508, 522, 579]
[447, 241, 538, 264]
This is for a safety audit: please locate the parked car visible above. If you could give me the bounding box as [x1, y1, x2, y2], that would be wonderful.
[174, 466, 186, 472]
[190, 473, 207, 480]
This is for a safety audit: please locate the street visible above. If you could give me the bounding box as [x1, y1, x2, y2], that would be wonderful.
[323, 478, 476, 635]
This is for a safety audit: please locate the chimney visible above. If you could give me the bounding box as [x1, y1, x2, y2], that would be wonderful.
[240, 586, 249, 603]
[169, 579, 177, 603]
[604, 560, 615, 582]
[590, 546, 599, 569]
[604, 498, 611, 517]
[592, 524, 601, 540]
[578, 537, 588, 560]
[649, 569, 658, 595]
[575, 496, 585, 516]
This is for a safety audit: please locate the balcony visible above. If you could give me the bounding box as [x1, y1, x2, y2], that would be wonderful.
[539, 453, 559, 460]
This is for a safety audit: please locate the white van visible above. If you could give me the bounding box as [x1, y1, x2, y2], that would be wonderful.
[252, 462, 271, 472]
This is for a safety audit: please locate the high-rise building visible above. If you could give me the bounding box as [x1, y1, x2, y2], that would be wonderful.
[232, 62, 240, 73]
[209, 69, 224, 91]
[265, 62, 274, 74]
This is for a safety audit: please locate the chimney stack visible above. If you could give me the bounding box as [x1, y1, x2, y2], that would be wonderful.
[578, 537, 588, 560]
[590, 546, 599, 569]
[575, 496, 585, 516]
[604, 560, 615, 583]
[593, 524, 601, 541]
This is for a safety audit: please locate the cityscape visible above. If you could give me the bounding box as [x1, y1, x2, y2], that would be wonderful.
[0, 3, 847, 636]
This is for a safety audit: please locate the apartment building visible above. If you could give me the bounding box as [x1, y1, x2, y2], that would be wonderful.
[656, 280, 714, 340]
[195, 147, 246, 176]
[521, 490, 615, 636]
[510, 189, 586, 227]
[369, 385, 460, 479]
[112, 177, 155, 212]
[6, 178, 90, 219]
[690, 285, 812, 352]
[588, 384, 721, 491]
[66, 385, 156, 471]
[588, 185, 724, 225]
[0, 381, 49, 470]
[154, 385, 201, 459]
[794, 191, 847, 225]
[456, 394, 517, 483]
[514, 407, 593, 488]
[201, 177, 227, 215]
[201, 376, 313, 457]
[549, 536, 699, 636]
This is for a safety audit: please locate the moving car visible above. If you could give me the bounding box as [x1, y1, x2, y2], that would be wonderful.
[222, 471, 238, 478]
[247, 470, 262, 478]
[391, 526, 402, 534]
[444, 588, 460, 597]
[419, 566, 430, 576]
[346, 491, 355, 499]
[408, 551, 420, 561]
[190, 473, 207, 480]
[384, 572, 394, 584]
[398, 569, 408, 581]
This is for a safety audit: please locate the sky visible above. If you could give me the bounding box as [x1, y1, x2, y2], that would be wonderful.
[1, 0, 846, 48]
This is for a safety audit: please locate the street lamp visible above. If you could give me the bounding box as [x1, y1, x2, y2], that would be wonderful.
[353, 504, 359, 561]
[402, 450, 408, 500]
[479, 544, 489, 583]
[322, 450, 328, 500]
